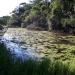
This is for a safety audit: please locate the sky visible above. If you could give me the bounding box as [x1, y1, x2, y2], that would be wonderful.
[0, 0, 30, 17]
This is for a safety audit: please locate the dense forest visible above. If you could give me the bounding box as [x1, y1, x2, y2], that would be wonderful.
[0, 16, 10, 29]
[5, 0, 75, 33]
[0, 0, 75, 33]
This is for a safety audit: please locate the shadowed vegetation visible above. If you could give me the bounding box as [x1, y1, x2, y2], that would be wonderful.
[7, 0, 75, 34]
[0, 43, 75, 75]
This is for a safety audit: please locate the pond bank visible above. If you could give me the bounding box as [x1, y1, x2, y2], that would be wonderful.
[0, 43, 71, 75]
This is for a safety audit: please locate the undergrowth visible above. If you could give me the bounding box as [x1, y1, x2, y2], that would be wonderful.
[0, 43, 75, 75]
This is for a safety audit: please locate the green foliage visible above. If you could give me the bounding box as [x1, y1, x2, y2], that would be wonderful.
[61, 17, 75, 27]
[1, 42, 75, 75]
[0, 43, 71, 75]
[31, 0, 43, 5]
[0, 16, 10, 26]
[8, 0, 50, 29]
[49, 0, 75, 33]
[8, 0, 75, 33]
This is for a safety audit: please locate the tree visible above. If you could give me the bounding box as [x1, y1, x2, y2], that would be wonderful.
[0, 16, 10, 26]
[8, 0, 75, 33]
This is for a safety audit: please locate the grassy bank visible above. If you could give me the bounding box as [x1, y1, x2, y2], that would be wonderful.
[0, 43, 75, 75]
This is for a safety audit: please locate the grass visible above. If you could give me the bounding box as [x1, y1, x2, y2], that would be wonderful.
[0, 43, 75, 75]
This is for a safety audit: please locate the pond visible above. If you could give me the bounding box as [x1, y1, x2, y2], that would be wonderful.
[0, 33, 43, 61]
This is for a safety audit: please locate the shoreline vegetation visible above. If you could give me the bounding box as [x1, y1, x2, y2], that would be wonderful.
[0, 43, 75, 75]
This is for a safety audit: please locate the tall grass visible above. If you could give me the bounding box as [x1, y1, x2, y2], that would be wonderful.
[0, 43, 75, 75]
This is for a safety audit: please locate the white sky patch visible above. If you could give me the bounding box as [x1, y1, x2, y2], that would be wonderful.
[0, 0, 29, 17]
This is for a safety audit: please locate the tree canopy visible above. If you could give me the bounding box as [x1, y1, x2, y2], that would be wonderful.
[0, 16, 10, 26]
[8, 0, 75, 33]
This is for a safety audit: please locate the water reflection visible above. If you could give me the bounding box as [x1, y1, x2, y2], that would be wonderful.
[1, 33, 42, 61]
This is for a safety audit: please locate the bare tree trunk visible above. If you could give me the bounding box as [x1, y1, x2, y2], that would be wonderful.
[47, 19, 52, 31]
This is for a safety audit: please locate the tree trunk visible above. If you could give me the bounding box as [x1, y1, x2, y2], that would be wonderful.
[47, 19, 52, 31]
